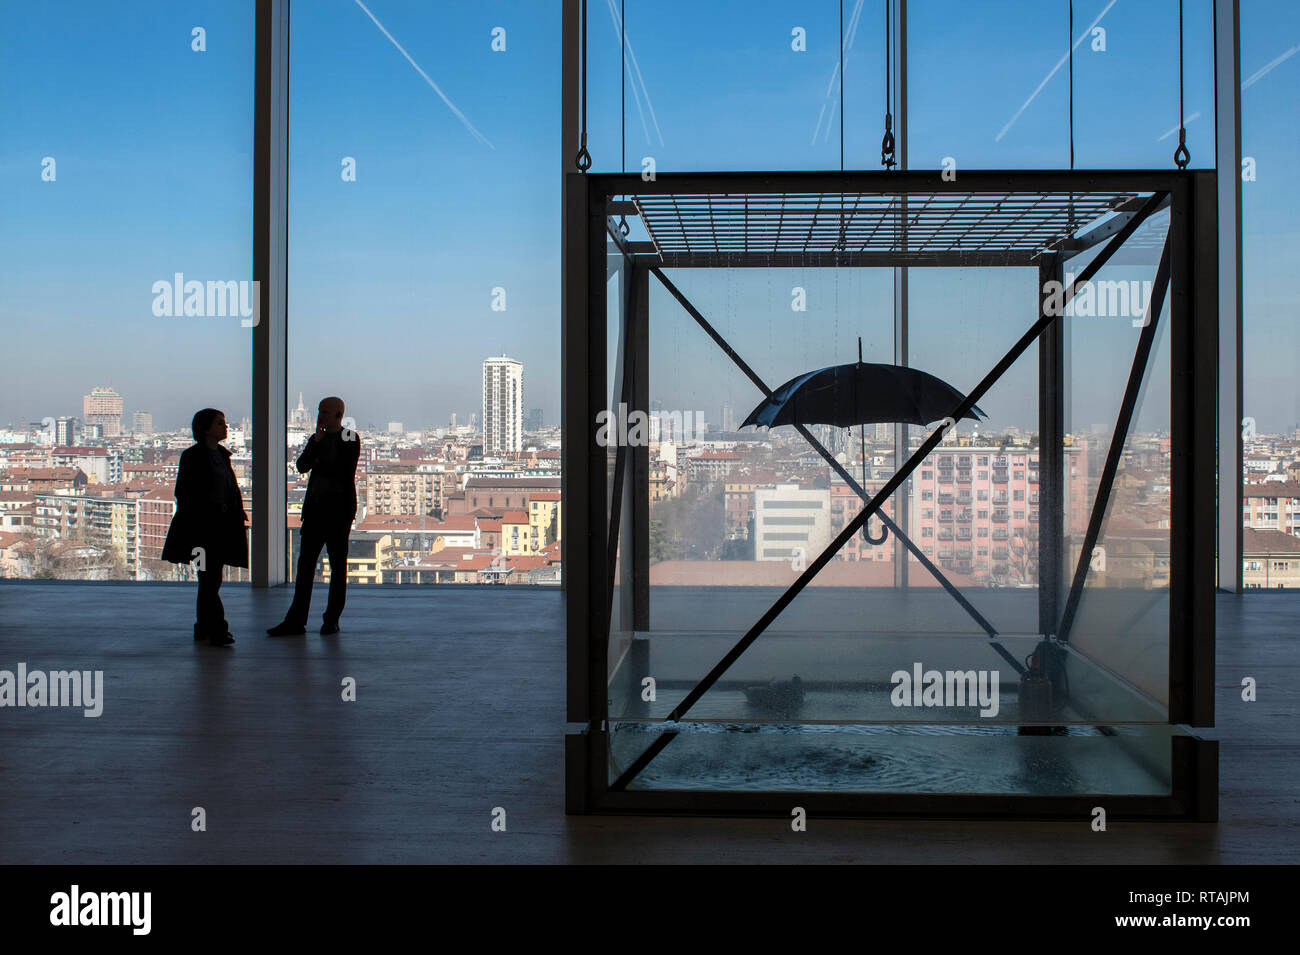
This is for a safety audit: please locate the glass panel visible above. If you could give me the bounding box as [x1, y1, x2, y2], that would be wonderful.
[1241, 0, 1300, 588]
[587, 0, 884, 173]
[1063, 212, 1171, 713]
[646, 266, 896, 587]
[287, 1, 561, 588]
[0, 0, 255, 582]
[909, 0, 1215, 170]
[607, 239, 633, 677]
[907, 268, 1041, 634]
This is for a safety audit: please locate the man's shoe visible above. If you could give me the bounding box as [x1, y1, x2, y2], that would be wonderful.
[267, 621, 306, 636]
[320, 621, 340, 635]
[208, 631, 236, 647]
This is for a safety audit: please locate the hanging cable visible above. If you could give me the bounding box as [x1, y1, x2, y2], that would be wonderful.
[1173, 0, 1191, 169]
[621, 0, 625, 175]
[836, 0, 847, 251]
[840, 1, 846, 244]
[1067, 0, 1076, 230]
[1068, 0, 1074, 170]
[881, 0, 896, 169]
[617, 0, 628, 234]
[574, 0, 592, 171]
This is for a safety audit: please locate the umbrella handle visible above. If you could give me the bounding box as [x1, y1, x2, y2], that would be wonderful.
[861, 518, 888, 546]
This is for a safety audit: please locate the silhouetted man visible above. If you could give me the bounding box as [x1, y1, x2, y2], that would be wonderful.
[269, 396, 360, 636]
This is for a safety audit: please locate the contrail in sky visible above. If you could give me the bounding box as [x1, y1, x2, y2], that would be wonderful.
[354, 0, 494, 149]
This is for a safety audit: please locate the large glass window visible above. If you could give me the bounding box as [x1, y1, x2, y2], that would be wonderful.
[1240, 0, 1300, 587]
[0, 0, 255, 581]
[286, 1, 561, 586]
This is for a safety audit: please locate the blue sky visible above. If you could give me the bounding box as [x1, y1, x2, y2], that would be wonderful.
[0, 0, 1296, 432]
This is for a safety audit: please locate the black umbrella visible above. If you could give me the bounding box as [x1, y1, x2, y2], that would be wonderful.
[742, 339, 987, 546]
[741, 349, 986, 430]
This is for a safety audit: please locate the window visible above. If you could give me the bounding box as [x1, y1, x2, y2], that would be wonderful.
[1, 2, 255, 582]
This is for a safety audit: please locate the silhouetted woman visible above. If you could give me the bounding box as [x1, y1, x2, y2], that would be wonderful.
[161, 409, 248, 646]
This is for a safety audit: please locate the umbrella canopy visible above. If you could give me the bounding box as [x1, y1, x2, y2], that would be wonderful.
[741, 361, 986, 430]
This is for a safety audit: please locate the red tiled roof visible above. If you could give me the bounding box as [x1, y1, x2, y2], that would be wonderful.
[691, 451, 743, 461]
[1243, 527, 1300, 555]
[1244, 481, 1300, 499]
[1, 467, 85, 481]
[465, 476, 561, 488]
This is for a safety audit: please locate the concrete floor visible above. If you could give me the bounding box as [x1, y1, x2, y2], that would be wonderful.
[0, 581, 1296, 864]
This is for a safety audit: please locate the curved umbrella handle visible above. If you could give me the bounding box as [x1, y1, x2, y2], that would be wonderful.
[861, 517, 888, 546]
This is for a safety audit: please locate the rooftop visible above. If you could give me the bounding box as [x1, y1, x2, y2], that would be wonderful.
[1243, 527, 1300, 554]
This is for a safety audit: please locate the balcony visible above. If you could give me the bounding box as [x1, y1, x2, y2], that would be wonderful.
[957, 492, 973, 505]
[992, 528, 1009, 540]
[992, 511, 1009, 523]
[937, 529, 954, 541]
[992, 471, 1008, 484]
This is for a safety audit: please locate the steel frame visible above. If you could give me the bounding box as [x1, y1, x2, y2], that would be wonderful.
[565, 169, 1217, 818]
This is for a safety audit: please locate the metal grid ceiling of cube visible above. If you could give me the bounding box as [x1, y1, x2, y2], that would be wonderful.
[631, 190, 1152, 257]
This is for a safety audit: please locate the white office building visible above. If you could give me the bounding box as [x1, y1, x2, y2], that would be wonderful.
[754, 483, 832, 562]
[482, 355, 524, 454]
